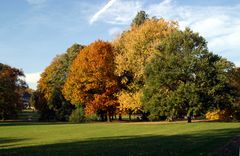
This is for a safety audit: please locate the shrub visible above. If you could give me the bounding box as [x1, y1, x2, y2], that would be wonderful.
[85, 113, 98, 122]
[69, 106, 85, 123]
[205, 109, 232, 121]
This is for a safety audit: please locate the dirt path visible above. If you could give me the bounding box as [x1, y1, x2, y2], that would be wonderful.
[114, 119, 213, 125]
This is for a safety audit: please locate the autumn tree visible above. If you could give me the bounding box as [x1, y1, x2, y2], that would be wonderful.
[0, 63, 27, 120]
[37, 43, 84, 121]
[113, 14, 178, 118]
[63, 40, 118, 122]
[142, 28, 235, 122]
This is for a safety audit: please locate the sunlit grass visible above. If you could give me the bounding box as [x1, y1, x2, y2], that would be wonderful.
[0, 122, 239, 156]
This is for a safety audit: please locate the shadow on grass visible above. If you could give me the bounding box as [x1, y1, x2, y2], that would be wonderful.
[0, 128, 239, 156]
[0, 122, 70, 127]
[0, 138, 28, 145]
[0, 138, 30, 149]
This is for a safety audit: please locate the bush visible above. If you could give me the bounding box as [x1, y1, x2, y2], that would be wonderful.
[205, 109, 232, 121]
[69, 106, 85, 123]
[85, 113, 98, 122]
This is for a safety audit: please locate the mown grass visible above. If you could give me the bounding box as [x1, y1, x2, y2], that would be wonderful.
[0, 122, 239, 156]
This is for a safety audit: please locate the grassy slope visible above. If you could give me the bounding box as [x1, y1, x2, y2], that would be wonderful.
[0, 122, 239, 156]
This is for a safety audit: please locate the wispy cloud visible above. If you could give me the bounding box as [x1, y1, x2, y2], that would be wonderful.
[90, 0, 118, 24]
[89, 0, 240, 66]
[89, 0, 142, 25]
[147, 2, 240, 63]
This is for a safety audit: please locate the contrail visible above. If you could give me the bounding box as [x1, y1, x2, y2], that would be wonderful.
[89, 0, 118, 24]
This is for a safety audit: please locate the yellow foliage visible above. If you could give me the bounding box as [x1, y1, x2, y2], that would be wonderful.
[205, 109, 232, 120]
[113, 19, 178, 80]
[113, 18, 178, 111]
[118, 90, 142, 113]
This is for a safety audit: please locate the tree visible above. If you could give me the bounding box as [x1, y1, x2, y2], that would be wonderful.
[131, 10, 149, 27]
[142, 28, 235, 122]
[63, 40, 119, 122]
[113, 15, 178, 117]
[0, 63, 27, 120]
[37, 43, 84, 121]
[29, 91, 54, 120]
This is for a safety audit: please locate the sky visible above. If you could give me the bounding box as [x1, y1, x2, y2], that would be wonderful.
[0, 0, 239, 89]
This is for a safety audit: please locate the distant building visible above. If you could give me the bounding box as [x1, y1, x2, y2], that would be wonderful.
[22, 92, 31, 109]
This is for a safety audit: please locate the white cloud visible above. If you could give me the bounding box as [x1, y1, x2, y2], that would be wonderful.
[90, 0, 118, 24]
[89, 0, 240, 66]
[149, 3, 240, 65]
[25, 72, 41, 89]
[25, 72, 41, 84]
[89, 0, 142, 25]
[108, 27, 122, 37]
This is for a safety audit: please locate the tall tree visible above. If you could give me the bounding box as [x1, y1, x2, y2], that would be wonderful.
[142, 28, 235, 122]
[37, 43, 84, 121]
[113, 16, 178, 117]
[63, 40, 119, 122]
[0, 63, 27, 120]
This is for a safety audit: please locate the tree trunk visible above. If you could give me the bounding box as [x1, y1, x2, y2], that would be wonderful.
[107, 111, 111, 122]
[119, 114, 122, 120]
[128, 110, 133, 121]
[129, 114, 132, 121]
[187, 116, 192, 123]
[100, 112, 104, 121]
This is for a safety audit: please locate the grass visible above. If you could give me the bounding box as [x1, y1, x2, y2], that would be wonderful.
[0, 121, 239, 156]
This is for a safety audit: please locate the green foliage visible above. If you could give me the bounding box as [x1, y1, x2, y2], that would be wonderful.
[37, 44, 84, 121]
[85, 113, 98, 121]
[228, 67, 240, 120]
[114, 16, 178, 116]
[69, 105, 86, 123]
[0, 63, 27, 120]
[131, 10, 149, 26]
[30, 91, 54, 121]
[142, 28, 235, 120]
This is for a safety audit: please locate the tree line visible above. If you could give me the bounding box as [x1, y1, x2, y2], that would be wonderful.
[1, 11, 239, 122]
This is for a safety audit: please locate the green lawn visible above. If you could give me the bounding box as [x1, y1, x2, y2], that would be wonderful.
[0, 122, 239, 156]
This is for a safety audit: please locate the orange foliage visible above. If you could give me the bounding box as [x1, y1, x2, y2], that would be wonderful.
[63, 40, 119, 114]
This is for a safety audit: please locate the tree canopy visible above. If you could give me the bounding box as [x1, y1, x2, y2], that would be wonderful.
[131, 10, 149, 27]
[37, 43, 84, 120]
[63, 40, 119, 121]
[142, 28, 235, 121]
[0, 63, 27, 120]
[113, 17, 178, 116]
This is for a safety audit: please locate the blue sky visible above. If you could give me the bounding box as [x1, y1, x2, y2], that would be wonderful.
[0, 0, 239, 89]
